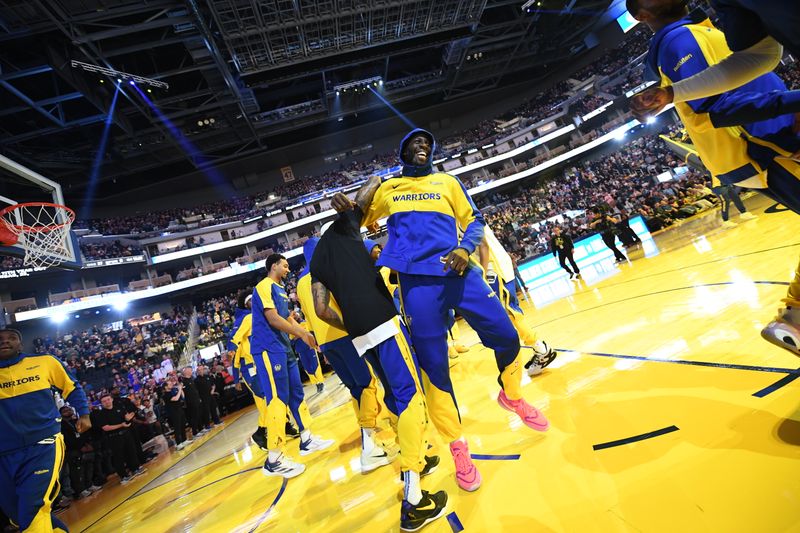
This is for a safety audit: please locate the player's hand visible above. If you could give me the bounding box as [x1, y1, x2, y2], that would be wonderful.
[301, 331, 318, 350]
[76, 415, 92, 433]
[630, 86, 673, 123]
[234, 383, 242, 392]
[442, 248, 470, 275]
[331, 193, 355, 213]
[367, 221, 380, 233]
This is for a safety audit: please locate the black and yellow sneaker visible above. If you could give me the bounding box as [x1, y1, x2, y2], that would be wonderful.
[400, 490, 448, 532]
[251, 427, 268, 451]
[420, 455, 439, 477]
[285, 421, 300, 439]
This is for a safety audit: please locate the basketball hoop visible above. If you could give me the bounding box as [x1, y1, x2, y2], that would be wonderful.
[0, 202, 75, 268]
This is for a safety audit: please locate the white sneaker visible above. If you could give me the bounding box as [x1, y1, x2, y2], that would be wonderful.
[120, 476, 132, 485]
[262, 453, 305, 479]
[525, 341, 558, 377]
[360, 445, 397, 473]
[738, 212, 757, 221]
[176, 442, 186, 451]
[299, 434, 335, 456]
[721, 220, 737, 228]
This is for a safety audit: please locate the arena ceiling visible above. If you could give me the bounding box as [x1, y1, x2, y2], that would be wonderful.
[0, 0, 611, 202]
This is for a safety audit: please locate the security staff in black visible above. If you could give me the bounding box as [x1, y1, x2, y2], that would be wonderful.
[93, 394, 142, 484]
[180, 367, 202, 437]
[589, 208, 627, 263]
[195, 366, 221, 428]
[550, 226, 580, 278]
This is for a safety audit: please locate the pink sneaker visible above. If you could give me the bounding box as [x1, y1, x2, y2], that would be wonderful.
[497, 390, 549, 431]
[449, 439, 481, 492]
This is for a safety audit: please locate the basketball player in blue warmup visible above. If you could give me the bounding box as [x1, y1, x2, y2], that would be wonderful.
[626, 0, 800, 357]
[629, 0, 800, 356]
[340, 128, 549, 493]
[310, 208, 447, 531]
[0, 328, 90, 533]
[251, 254, 334, 478]
[229, 292, 269, 451]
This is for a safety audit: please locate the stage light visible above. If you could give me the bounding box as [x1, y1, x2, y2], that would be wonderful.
[203, 119, 210, 125]
[129, 80, 135, 85]
[117, 78, 122, 83]
[336, 90, 340, 96]
[113, 299, 128, 311]
[95, 310, 100, 315]
[209, 118, 215, 124]
[147, 89, 152, 93]
[373, 82, 378, 87]
[646, 116, 657, 124]
[52, 313, 67, 324]
[379, 80, 383, 86]
[100, 79, 104, 84]
[197, 120, 203, 126]
[614, 129, 627, 141]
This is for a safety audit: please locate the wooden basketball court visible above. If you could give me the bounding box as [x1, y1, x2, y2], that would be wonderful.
[63, 195, 800, 533]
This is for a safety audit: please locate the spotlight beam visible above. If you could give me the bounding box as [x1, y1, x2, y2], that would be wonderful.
[81, 84, 120, 220]
[132, 83, 235, 197]
[368, 86, 416, 129]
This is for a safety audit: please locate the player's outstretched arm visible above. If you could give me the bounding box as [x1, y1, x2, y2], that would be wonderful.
[354, 176, 381, 212]
[312, 280, 346, 330]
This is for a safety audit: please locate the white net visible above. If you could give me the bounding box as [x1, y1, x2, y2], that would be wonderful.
[1, 203, 75, 268]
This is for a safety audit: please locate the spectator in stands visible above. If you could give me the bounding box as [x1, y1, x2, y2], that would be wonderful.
[92, 393, 145, 485]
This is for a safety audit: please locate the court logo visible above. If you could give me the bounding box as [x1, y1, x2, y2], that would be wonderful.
[764, 203, 789, 214]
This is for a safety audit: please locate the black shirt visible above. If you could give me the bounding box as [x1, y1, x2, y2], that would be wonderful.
[551, 234, 574, 254]
[310, 208, 398, 338]
[181, 376, 201, 405]
[195, 375, 213, 398]
[93, 406, 129, 435]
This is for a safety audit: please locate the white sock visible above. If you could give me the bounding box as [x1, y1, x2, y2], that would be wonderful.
[361, 427, 376, 452]
[403, 470, 422, 505]
[268, 450, 281, 463]
[300, 429, 311, 442]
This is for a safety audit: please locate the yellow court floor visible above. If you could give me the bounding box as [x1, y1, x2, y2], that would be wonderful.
[65, 196, 800, 533]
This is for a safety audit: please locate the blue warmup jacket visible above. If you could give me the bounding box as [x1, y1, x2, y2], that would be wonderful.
[361, 128, 486, 276]
[0, 353, 88, 454]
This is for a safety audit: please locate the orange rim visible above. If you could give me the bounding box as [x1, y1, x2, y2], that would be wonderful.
[0, 202, 75, 233]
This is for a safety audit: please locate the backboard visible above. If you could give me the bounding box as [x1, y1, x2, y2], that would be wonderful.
[0, 154, 81, 270]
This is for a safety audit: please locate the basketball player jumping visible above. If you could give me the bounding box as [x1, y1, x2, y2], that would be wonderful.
[337, 128, 549, 493]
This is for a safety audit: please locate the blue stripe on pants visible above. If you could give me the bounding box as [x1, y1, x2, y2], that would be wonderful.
[362, 323, 420, 416]
[0, 437, 68, 532]
[239, 362, 266, 399]
[321, 336, 374, 406]
[252, 350, 308, 432]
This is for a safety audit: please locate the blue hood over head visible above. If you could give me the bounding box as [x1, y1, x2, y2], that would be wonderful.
[399, 128, 436, 177]
[300, 237, 319, 278]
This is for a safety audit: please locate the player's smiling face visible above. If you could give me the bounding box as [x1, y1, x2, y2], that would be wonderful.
[405, 135, 431, 166]
[0, 330, 21, 360]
